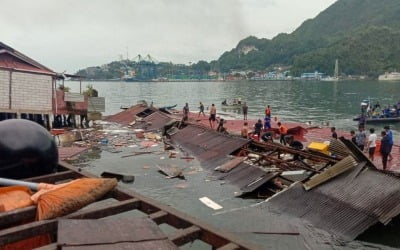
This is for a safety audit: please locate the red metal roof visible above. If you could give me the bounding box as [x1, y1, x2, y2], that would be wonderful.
[0, 49, 54, 75]
[104, 105, 148, 126]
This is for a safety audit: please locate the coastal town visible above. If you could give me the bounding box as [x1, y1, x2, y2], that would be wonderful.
[2, 0, 400, 249]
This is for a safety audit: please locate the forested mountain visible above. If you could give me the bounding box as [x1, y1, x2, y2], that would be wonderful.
[76, 0, 400, 79]
[217, 0, 400, 76]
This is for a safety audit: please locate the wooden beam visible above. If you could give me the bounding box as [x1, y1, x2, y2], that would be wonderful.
[66, 198, 140, 219]
[0, 220, 56, 246]
[23, 170, 80, 183]
[148, 210, 169, 224]
[252, 141, 338, 163]
[168, 225, 201, 246]
[217, 242, 241, 250]
[0, 206, 36, 229]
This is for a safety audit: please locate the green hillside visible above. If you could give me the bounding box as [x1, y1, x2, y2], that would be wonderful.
[217, 0, 400, 76]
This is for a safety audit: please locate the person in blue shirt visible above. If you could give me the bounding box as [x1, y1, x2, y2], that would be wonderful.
[264, 115, 271, 130]
[384, 126, 394, 161]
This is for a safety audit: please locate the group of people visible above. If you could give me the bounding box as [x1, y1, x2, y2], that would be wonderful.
[362, 101, 400, 119]
[332, 125, 394, 170]
[181, 102, 223, 132]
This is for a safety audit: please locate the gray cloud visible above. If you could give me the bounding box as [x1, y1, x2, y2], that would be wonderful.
[0, 0, 336, 73]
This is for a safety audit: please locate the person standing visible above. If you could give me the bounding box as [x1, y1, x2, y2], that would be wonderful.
[265, 105, 271, 118]
[384, 126, 394, 161]
[355, 126, 367, 151]
[183, 103, 189, 121]
[365, 128, 377, 161]
[209, 104, 217, 129]
[277, 122, 288, 145]
[198, 102, 205, 117]
[241, 122, 249, 139]
[331, 127, 338, 139]
[264, 115, 271, 130]
[242, 102, 248, 120]
[380, 131, 391, 170]
[254, 119, 263, 141]
[350, 130, 356, 145]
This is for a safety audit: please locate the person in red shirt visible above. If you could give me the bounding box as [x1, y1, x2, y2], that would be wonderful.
[277, 122, 288, 145]
[265, 105, 271, 118]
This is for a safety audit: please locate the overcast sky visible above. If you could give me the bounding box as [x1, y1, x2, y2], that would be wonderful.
[1, 0, 336, 73]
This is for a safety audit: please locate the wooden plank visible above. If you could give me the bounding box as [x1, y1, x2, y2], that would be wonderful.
[57, 218, 169, 245]
[217, 242, 241, 250]
[149, 210, 169, 224]
[58, 162, 260, 249]
[23, 170, 79, 183]
[168, 225, 201, 246]
[304, 156, 358, 190]
[88, 97, 105, 112]
[64, 92, 85, 102]
[0, 220, 56, 246]
[66, 198, 140, 219]
[0, 206, 36, 229]
[35, 243, 57, 250]
[252, 141, 338, 163]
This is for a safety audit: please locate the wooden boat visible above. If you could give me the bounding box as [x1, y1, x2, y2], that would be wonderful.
[0, 161, 257, 249]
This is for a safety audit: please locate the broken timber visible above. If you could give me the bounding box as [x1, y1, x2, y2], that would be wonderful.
[0, 162, 259, 250]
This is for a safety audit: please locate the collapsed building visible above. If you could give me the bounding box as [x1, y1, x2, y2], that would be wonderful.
[105, 103, 400, 247]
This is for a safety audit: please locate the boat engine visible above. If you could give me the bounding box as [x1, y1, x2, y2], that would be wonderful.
[0, 119, 58, 179]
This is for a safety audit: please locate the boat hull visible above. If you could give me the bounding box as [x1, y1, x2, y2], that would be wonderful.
[353, 117, 400, 123]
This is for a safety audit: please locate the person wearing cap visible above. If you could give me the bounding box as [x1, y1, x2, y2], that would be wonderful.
[384, 126, 394, 161]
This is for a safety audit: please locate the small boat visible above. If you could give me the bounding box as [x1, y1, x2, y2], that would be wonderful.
[221, 98, 244, 109]
[353, 98, 400, 123]
[160, 104, 177, 110]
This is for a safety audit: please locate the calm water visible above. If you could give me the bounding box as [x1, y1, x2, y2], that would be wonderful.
[65, 79, 400, 134]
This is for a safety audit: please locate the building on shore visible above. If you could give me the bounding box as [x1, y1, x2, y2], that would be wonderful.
[0, 42, 105, 129]
[0, 42, 57, 127]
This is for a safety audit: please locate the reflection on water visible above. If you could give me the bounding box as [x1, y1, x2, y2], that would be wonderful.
[65, 80, 400, 134]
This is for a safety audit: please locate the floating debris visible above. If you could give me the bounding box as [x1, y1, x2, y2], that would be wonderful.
[199, 197, 223, 210]
[100, 171, 135, 183]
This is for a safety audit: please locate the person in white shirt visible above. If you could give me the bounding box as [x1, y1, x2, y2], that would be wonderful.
[365, 128, 377, 161]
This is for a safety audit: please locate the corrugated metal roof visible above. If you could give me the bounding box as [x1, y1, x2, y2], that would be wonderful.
[215, 163, 279, 193]
[58, 217, 178, 249]
[266, 164, 400, 240]
[104, 104, 148, 126]
[170, 124, 249, 165]
[170, 125, 276, 193]
[133, 111, 174, 132]
[0, 42, 55, 74]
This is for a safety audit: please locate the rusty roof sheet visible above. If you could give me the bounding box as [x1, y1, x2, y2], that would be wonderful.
[104, 104, 148, 126]
[214, 162, 279, 193]
[58, 218, 177, 249]
[133, 111, 175, 132]
[170, 124, 249, 165]
[266, 164, 400, 240]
